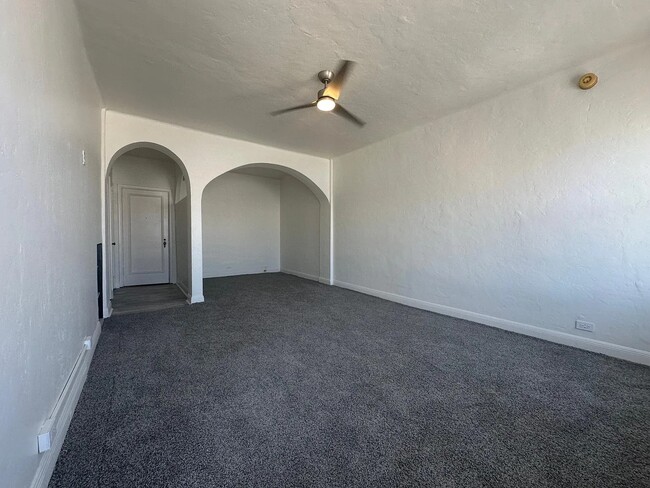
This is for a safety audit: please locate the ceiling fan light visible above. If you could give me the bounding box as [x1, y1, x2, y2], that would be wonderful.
[316, 96, 336, 112]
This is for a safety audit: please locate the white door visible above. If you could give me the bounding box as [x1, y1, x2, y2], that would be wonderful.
[121, 187, 170, 286]
[111, 183, 119, 291]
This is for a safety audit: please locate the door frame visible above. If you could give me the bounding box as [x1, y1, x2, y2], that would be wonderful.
[115, 184, 176, 288]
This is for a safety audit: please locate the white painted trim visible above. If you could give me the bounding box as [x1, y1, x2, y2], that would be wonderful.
[281, 268, 321, 283]
[189, 294, 205, 304]
[169, 197, 177, 284]
[204, 269, 281, 279]
[328, 157, 334, 285]
[333, 280, 650, 366]
[30, 321, 102, 488]
[109, 180, 119, 288]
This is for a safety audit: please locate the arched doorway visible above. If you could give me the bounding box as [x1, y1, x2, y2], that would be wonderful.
[200, 163, 331, 288]
[103, 143, 192, 315]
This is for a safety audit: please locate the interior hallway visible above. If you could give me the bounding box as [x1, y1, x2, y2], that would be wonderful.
[51, 274, 650, 487]
[111, 284, 187, 316]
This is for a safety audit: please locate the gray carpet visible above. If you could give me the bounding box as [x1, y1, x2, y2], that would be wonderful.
[50, 273, 650, 487]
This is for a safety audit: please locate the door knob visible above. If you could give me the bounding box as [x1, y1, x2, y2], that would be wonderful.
[163, 238, 167, 248]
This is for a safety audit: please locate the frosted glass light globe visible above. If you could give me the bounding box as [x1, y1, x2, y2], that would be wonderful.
[316, 97, 336, 112]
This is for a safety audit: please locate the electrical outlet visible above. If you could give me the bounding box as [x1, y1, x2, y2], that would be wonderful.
[38, 419, 56, 453]
[575, 320, 595, 332]
[37, 431, 51, 453]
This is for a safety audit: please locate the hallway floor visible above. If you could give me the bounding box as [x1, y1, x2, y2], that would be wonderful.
[111, 283, 187, 316]
[51, 274, 649, 487]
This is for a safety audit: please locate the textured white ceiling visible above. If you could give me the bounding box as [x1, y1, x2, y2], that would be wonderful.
[75, 0, 650, 157]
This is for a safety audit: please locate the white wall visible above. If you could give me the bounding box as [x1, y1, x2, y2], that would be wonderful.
[281, 175, 321, 281]
[102, 111, 332, 305]
[174, 167, 190, 293]
[0, 1, 102, 486]
[202, 173, 280, 277]
[175, 196, 190, 294]
[333, 42, 650, 361]
[111, 154, 178, 192]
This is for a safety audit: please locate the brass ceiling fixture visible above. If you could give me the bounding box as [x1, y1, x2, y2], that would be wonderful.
[578, 73, 598, 90]
[271, 60, 365, 127]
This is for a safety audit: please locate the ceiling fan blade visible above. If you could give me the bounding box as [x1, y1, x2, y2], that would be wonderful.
[333, 104, 365, 127]
[323, 60, 355, 100]
[271, 102, 316, 116]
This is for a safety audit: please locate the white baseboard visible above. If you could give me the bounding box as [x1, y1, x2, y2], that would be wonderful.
[31, 320, 102, 488]
[333, 280, 650, 366]
[189, 294, 205, 304]
[204, 269, 281, 279]
[281, 268, 321, 283]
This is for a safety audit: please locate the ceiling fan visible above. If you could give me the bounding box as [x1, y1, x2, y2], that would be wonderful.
[271, 60, 365, 127]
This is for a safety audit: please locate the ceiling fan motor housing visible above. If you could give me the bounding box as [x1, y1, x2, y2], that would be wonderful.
[318, 70, 335, 84]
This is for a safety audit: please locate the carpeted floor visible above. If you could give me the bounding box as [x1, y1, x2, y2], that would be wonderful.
[50, 273, 650, 487]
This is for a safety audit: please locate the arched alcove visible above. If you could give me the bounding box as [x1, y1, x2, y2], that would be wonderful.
[102, 142, 192, 315]
[102, 111, 333, 307]
[200, 163, 331, 288]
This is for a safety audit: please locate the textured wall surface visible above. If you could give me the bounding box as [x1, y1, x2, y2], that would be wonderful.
[175, 197, 190, 294]
[281, 175, 321, 280]
[75, 0, 650, 156]
[334, 42, 650, 353]
[111, 154, 178, 193]
[0, 1, 102, 486]
[202, 173, 281, 277]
